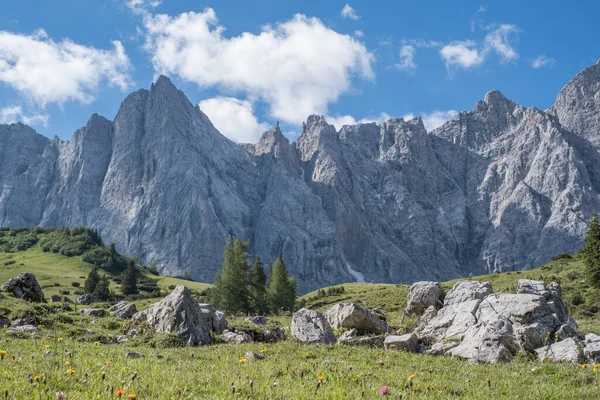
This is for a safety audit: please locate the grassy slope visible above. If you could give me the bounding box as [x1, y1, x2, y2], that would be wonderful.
[0, 247, 210, 298]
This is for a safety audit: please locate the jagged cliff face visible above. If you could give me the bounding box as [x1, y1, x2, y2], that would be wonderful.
[2, 62, 600, 293]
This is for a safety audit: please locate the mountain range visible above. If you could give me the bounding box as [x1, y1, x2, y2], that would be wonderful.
[2, 60, 600, 293]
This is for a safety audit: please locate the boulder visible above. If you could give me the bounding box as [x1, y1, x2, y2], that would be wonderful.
[246, 316, 268, 325]
[77, 294, 95, 305]
[109, 301, 137, 319]
[50, 294, 74, 304]
[448, 318, 520, 364]
[426, 340, 459, 355]
[583, 333, 600, 361]
[536, 338, 583, 364]
[245, 351, 265, 360]
[2, 273, 44, 302]
[7, 325, 38, 334]
[384, 333, 418, 352]
[133, 285, 211, 346]
[259, 329, 285, 343]
[405, 281, 443, 315]
[198, 304, 228, 334]
[324, 303, 389, 334]
[338, 328, 385, 347]
[517, 280, 569, 324]
[415, 305, 438, 332]
[11, 316, 36, 326]
[444, 281, 493, 306]
[291, 308, 336, 345]
[416, 299, 481, 342]
[80, 308, 106, 317]
[116, 335, 129, 344]
[220, 330, 253, 344]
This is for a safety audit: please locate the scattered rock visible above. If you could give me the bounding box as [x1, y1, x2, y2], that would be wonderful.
[245, 351, 265, 360]
[584, 334, 600, 361]
[246, 316, 268, 325]
[426, 340, 459, 355]
[198, 304, 228, 334]
[555, 324, 580, 341]
[77, 294, 95, 305]
[324, 303, 389, 334]
[384, 333, 418, 352]
[448, 318, 520, 364]
[11, 316, 36, 327]
[2, 272, 44, 302]
[0, 317, 10, 328]
[80, 308, 106, 317]
[444, 281, 493, 306]
[50, 294, 74, 304]
[109, 301, 137, 319]
[536, 338, 583, 364]
[116, 335, 129, 344]
[7, 325, 39, 334]
[405, 281, 443, 316]
[258, 329, 285, 343]
[133, 285, 212, 346]
[125, 352, 144, 359]
[291, 308, 336, 345]
[416, 299, 481, 342]
[154, 354, 164, 359]
[338, 328, 385, 347]
[220, 330, 253, 344]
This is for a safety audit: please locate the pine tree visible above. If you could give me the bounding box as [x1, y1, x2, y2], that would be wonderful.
[84, 267, 100, 294]
[584, 214, 600, 288]
[248, 255, 268, 315]
[93, 276, 110, 301]
[121, 259, 138, 295]
[211, 236, 251, 314]
[267, 255, 297, 314]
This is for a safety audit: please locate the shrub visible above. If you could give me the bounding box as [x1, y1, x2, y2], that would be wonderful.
[551, 253, 573, 262]
[571, 293, 585, 306]
[71, 282, 81, 288]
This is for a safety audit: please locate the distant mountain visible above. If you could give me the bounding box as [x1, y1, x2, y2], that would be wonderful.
[1, 61, 599, 293]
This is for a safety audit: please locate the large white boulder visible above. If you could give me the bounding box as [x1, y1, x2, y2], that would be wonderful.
[291, 308, 336, 345]
[405, 281, 443, 316]
[324, 303, 389, 334]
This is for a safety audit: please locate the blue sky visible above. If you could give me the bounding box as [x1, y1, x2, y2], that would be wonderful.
[0, 0, 598, 142]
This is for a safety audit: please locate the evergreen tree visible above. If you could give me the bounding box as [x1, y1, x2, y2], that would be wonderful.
[121, 259, 138, 295]
[93, 276, 110, 301]
[267, 255, 297, 314]
[84, 267, 100, 294]
[248, 255, 268, 314]
[583, 214, 600, 288]
[211, 236, 251, 314]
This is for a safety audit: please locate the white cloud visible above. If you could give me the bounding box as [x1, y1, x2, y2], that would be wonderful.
[0, 29, 132, 107]
[341, 4, 360, 20]
[396, 45, 417, 70]
[354, 30, 364, 38]
[199, 96, 269, 143]
[143, 9, 374, 125]
[440, 24, 519, 69]
[531, 55, 556, 69]
[406, 39, 442, 48]
[125, 0, 161, 15]
[0, 105, 48, 126]
[440, 40, 484, 69]
[484, 24, 519, 63]
[470, 5, 487, 32]
[328, 109, 456, 132]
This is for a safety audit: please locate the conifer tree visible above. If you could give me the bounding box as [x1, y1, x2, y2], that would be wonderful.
[93, 275, 110, 301]
[84, 267, 100, 294]
[211, 236, 251, 314]
[267, 255, 297, 314]
[248, 255, 268, 314]
[121, 259, 138, 295]
[583, 214, 600, 288]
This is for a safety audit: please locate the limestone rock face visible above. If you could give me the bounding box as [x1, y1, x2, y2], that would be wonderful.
[405, 282, 444, 315]
[444, 281, 492, 306]
[133, 285, 211, 346]
[198, 304, 228, 334]
[3, 62, 600, 292]
[324, 303, 389, 334]
[291, 308, 336, 345]
[448, 318, 520, 364]
[109, 301, 137, 319]
[2, 273, 44, 302]
[536, 338, 584, 364]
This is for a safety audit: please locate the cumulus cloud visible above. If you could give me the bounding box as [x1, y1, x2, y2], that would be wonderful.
[440, 40, 484, 69]
[440, 24, 519, 69]
[0, 29, 133, 107]
[531, 55, 556, 69]
[396, 45, 417, 70]
[143, 9, 374, 125]
[0, 105, 48, 126]
[198, 96, 270, 143]
[470, 5, 487, 32]
[125, 0, 161, 15]
[341, 4, 360, 20]
[354, 30, 364, 38]
[329, 109, 456, 132]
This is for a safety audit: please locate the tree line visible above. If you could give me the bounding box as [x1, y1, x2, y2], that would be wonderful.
[209, 236, 297, 315]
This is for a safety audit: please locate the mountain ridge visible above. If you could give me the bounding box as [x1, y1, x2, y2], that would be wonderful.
[1, 62, 599, 293]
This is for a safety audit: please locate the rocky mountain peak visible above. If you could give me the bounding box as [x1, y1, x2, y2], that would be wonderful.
[483, 90, 508, 105]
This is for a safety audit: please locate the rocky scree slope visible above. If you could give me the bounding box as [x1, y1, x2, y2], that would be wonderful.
[2, 62, 600, 292]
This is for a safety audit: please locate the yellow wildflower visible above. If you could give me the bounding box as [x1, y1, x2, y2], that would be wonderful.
[64, 361, 70, 366]
[412, 387, 420, 392]
[57, 338, 63, 342]
[44, 344, 50, 349]
[103, 361, 111, 365]
[94, 341, 100, 345]
[594, 364, 600, 372]
[33, 375, 40, 382]
[127, 394, 137, 399]
[317, 375, 324, 382]
[239, 358, 248, 363]
[0, 350, 6, 359]
[582, 363, 591, 369]
[67, 368, 76, 375]
[260, 348, 268, 353]
[408, 374, 416, 380]
[114, 388, 126, 397]
[390, 344, 396, 348]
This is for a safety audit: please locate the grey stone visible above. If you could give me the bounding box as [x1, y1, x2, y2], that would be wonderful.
[291, 308, 336, 345]
[109, 301, 137, 319]
[260, 329, 285, 343]
[11, 316, 36, 327]
[116, 335, 128, 344]
[0, 317, 10, 328]
[426, 340, 460, 355]
[133, 285, 211, 346]
[584, 334, 600, 361]
[448, 318, 520, 364]
[198, 304, 228, 334]
[220, 330, 253, 344]
[7, 325, 38, 334]
[416, 299, 482, 342]
[79, 308, 106, 317]
[444, 281, 493, 306]
[337, 328, 384, 347]
[245, 351, 265, 360]
[2, 273, 44, 302]
[324, 303, 389, 334]
[246, 316, 268, 325]
[384, 333, 418, 352]
[536, 338, 583, 364]
[77, 294, 95, 305]
[125, 352, 144, 359]
[405, 282, 444, 315]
